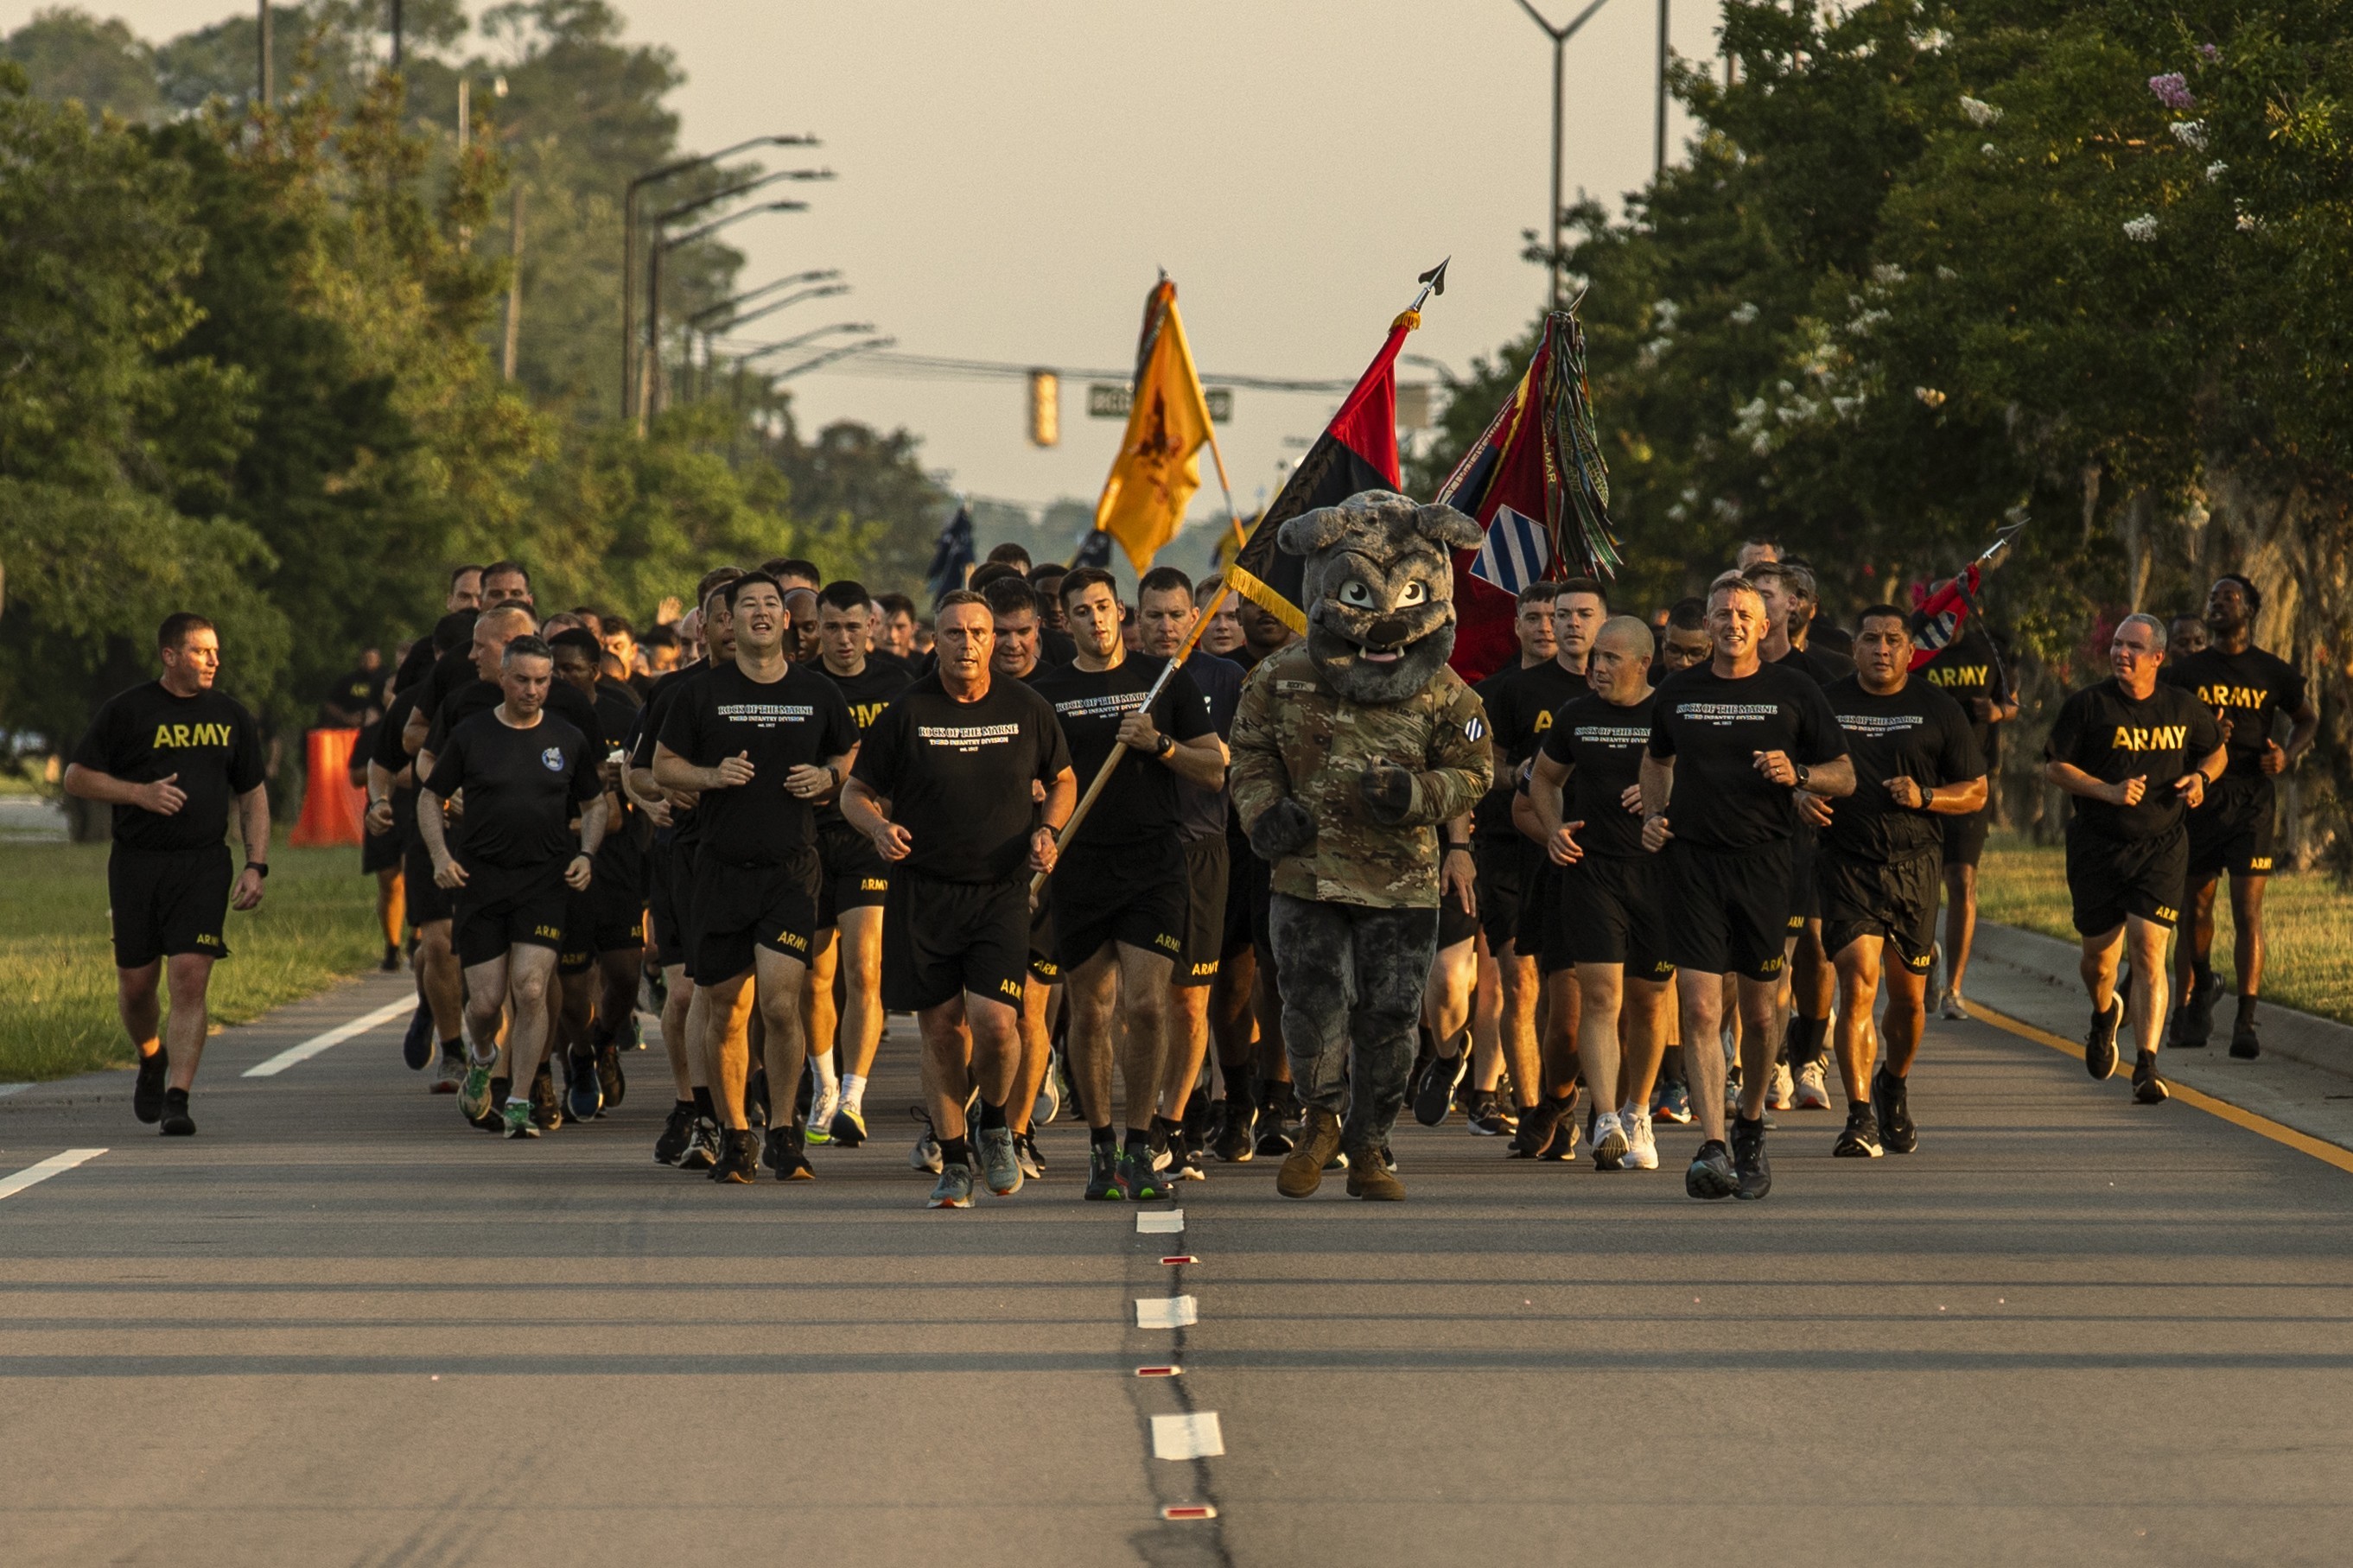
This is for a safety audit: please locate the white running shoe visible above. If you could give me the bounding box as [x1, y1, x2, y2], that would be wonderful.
[909, 1109, 943, 1174]
[1591, 1110, 1629, 1170]
[806, 1083, 841, 1144]
[1768, 1059, 1795, 1111]
[1941, 990, 1971, 1020]
[1794, 1057, 1832, 1110]
[1622, 1108, 1659, 1169]
[1033, 1066, 1061, 1127]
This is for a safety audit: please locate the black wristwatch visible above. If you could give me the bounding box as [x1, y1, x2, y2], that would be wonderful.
[1444, 839, 1471, 854]
[1792, 763, 1810, 790]
[245, 860, 270, 879]
[1153, 732, 1176, 759]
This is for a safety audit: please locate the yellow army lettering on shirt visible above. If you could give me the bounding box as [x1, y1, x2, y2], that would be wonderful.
[2110, 724, 2191, 752]
[849, 700, 893, 728]
[2192, 682, 2270, 711]
[1923, 664, 1989, 689]
[149, 721, 239, 749]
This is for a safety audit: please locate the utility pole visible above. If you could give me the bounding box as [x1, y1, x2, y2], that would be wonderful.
[1513, 0, 1611, 311]
[503, 183, 524, 381]
[1655, 0, 1669, 175]
[257, 0, 271, 106]
[390, 0, 402, 69]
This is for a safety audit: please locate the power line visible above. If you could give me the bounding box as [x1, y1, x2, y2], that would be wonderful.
[780, 349, 1390, 395]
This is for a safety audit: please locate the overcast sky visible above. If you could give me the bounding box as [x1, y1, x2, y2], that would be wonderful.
[19, 0, 1727, 553]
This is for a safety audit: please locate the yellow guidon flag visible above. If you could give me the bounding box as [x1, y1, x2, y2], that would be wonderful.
[1091, 277, 1214, 572]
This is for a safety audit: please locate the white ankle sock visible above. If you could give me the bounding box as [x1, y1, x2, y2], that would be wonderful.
[810, 1051, 839, 1091]
[841, 1073, 867, 1113]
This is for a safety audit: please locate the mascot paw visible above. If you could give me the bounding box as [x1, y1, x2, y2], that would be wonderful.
[1357, 765, 1417, 825]
[1249, 798, 1318, 860]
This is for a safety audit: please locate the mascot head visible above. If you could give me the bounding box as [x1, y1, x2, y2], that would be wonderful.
[1277, 489, 1481, 705]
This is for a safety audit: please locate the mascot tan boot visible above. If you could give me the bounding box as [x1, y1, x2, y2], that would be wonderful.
[1344, 1145, 1405, 1202]
[1276, 1107, 1345, 1198]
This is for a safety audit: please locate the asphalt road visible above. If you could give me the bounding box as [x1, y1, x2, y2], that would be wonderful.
[3, 968, 2350, 1568]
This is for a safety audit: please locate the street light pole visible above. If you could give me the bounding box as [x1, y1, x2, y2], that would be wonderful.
[1513, 0, 1611, 311]
[258, 0, 271, 106]
[645, 201, 811, 427]
[1655, 0, 1669, 175]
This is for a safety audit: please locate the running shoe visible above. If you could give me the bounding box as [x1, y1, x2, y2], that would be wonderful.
[1767, 1059, 1795, 1111]
[2084, 996, 2125, 1081]
[1730, 1117, 1771, 1200]
[1084, 1142, 1128, 1201]
[615, 1012, 642, 1053]
[459, 1058, 495, 1123]
[654, 1103, 694, 1165]
[431, 1049, 465, 1095]
[678, 1116, 721, 1171]
[1793, 1057, 1832, 1111]
[470, 1077, 508, 1132]
[2230, 1014, 2261, 1060]
[158, 1092, 195, 1137]
[132, 1048, 167, 1124]
[1122, 1151, 1167, 1203]
[639, 968, 665, 1020]
[564, 1051, 602, 1125]
[711, 1130, 760, 1184]
[1685, 1139, 1736, 1200]
[765, 1124, 815, 1180]
[1940, 990, 1971, 1021]
[1253, 1114, 1295, 1158]
[1509, 1100, 1560, 1159]
[1833, 1107, 1884, 1159]
[2172, 975, 2215, 1048]
[1013, 1128, 1045, 1180]
[806, 1082, 840, 1145]
[1168, 1140, 1206, 1183]
[978, 1126, 1023, 1196]
[401, 1004, 434, 1070]
[1413, 1049, 1468, 1127]
[1622, 1108, 1659, 1170]
[501, 1099, 539, 1139]
[928, 1162, 976, 1209]
[529, 1067, 563, 1131]
[1651, 1081, 1694, 1126]
[1466, 1092, 1517, 1137]
[1182, 1088, 1214, 1154]
[1591, 1110, 1629, 1170]
[1212, 1101, 1256, 1163]
[1033, 1062, 1061, 1127]
[909, 1108, 943, 1174]
[595, 1042, 626, 1110]
[1873, 1066, 1917, 1154]
[829, 1103, 868, 1147]
[2132, 1050, 2169, 1105]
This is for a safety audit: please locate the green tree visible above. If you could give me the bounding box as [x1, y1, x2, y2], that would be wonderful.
[0, 7, 162, 121]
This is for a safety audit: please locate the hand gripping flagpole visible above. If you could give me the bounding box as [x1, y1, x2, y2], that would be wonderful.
[1031, 260, 1450, 899]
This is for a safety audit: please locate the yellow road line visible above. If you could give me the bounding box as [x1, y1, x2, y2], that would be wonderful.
[1968, 1000, 2353, 1178]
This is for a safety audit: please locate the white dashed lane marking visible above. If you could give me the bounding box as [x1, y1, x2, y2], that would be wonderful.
[1135, 1209, 1186, 1234]
[1136, 1295, 1199, 1329]
[243, 998, 413, 1078]
[1151, 1411, 1224, 1459]
[0, 1148, 106, 1203]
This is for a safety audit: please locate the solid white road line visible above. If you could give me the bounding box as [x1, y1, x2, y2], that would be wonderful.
[0, 1082, 32, 1097]
[1150, 1412, 1224, 1460]
[1136, 1295, 1199, 1329]
[0, 1148, 106, 1203]
[243, 998, 414, 1078]
[1135, 1209, 1186, 1234]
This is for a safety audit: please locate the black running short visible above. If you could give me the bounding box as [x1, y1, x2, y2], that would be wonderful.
[452, 860, 568, 968]
[690, 851, 819, 981]
[1559, 852, 1675, 980]
[1942, 807, 1991, 869]
[883, 871, 1030, 1013]
[1472, 835, 1527, 949]
[1027, 882, 1059, 985]
[1437, 885, 1480, 950]
[1663, 839, 1792, 982]
[404, 825, 453, 926]
[1517, 859, 1570, 975]
[647, 840, 692, 971]
[815, 820, 891, 925]
[106, 845, 234, 968]
[1787, 822, 1821, 930]
[1051, 839, 1188, 974]
[2065, 821, 2189, 935]
[1175, 835, 1229, 988]
[2186, 776, 2276, 879]
[1220, 821, 1257, 960]
[1818, 847, 1940, 974]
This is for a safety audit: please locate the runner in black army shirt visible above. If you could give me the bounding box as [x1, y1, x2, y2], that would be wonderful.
[1800, 608, 1986, 1159]
[1641, 579, 1853, 1201]
[66, 613, 270, 1136]
[2044, 613, 2226, 1103]
[549, 628, 644, 1120]
[1917, 619, 2015, 1018]
[656, 574, 858, 1185]
[2160, 575, 2318, 1056]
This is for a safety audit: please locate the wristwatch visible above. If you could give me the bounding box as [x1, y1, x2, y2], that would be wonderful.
[245, 860, 270, 879]
[1153, 732, 1176, 759]
[1792, 762, 1811, 790]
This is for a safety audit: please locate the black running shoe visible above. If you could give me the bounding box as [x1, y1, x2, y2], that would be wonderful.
[1685, 1139, 1735, 1199]
[1212, 1101, 1255, 1162]
[401, 1004, 434, 1070]
[2229, 1011, 2261, 1060]
[2171, 976, 2214, 1048]
[1413, 1049, 1467, 1127]
[1833, 1107, 1884, 1159]
[1730, 1117, 1772, 1200]
[2084, 996, 2124, 1081]
[765, 1124, 815, 1181]
[654, 1103, 694, 1165]
[1182, 1087, 1214, 1152]
[709, 1129, 760, 1184]
[595, 1042, 626, 1110]
[1253, 1115, 1294, 1159]
[1873, 1066, 1917, 1154]
[828, 1103, 867, 1146]
[1084, 1142, 1129, 1200]
[132, 1049, 167, 1124]
[2132, 1050, 2170, 1104]
[159, 1090, 195, 1137]
[679, 1116, 720, 1171]
[1123, 1150, 1167, 1202]
[1012, 1128, 1046, 1180]
[1466, 1091, 1517, 1137]
[564, 1051, 602, 1125]
[1509, 1099, 1560, 1159]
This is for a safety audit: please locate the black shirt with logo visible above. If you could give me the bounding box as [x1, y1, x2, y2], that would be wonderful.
[658, 663, 857, 867]
[427, 675, 601, 759]
[1538, 689, 1659, 860]
[423, 710, 601, 871]
[1646, 662, 1848, 853]
[74, 682, 269, 854]
[1027, 657, 1211, 852]
[2160, 646, 2306, 781]
[1818, 676, 1985, 862]
[849, 673, 1072, 884]
[2045, 678, 2223, 841]
[1918, 625, 2011, 767]
[1175, 650, 1243, 841]
[816, 657, 915, 829]
[629, 663, 708, 848]
[1472, 659, 1586, 841]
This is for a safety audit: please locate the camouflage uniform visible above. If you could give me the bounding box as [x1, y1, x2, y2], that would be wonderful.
[1229, 644, 1492, 1147]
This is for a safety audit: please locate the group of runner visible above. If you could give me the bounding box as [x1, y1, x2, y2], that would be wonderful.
[67, 537, 2315, 1205]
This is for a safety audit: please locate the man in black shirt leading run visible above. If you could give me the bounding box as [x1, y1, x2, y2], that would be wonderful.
[1799, 608, 1986, 1159]
[843, 590, 1076, 1209]
[1641, 578, 1854, 1200]
[66, 613, 270, 1137]
[2044, 613, 2226, 1104]
[2161, 575, 2318, 1057]
[417, 637, 608, 1139]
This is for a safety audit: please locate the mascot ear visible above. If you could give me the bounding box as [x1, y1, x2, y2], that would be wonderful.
[1277, 504, 1355, 557]
[1415, 502, 1484, 553]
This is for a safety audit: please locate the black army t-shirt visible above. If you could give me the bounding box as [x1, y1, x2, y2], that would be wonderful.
[423, 710, 601, 870]
[849, 673, 1071, 884]
[1473, 659, 1586, 841]
[1646, 661, 1847, 852]
[658, 663, 857, 866]
[2161, 646, 2306, 781]
[629, 663, 708, 848]
[1175, 650, 1243, 842]
[816, 657, 914, 828]
[1027, 657, 1210, 852]
[1918, 625, 2011, 767]
[75, 682, 268, 854]
[1818, 676, 1985, 862]
[2045, 679, 2223, 841]
[1539, 689, 1659, 860]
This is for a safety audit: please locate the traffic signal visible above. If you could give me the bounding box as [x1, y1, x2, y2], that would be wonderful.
[1028, 370, 1059, 447]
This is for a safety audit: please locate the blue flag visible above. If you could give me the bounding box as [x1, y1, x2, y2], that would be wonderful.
[925, 505, 975, 603]
[1070, 528, 1115, 571]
